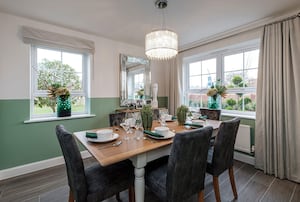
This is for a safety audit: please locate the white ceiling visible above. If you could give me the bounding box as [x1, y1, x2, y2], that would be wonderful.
[1, 0, 300, 49]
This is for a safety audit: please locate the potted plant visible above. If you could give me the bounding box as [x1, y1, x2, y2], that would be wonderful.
[176, 105, 189, 125]
[140, 105, 153, 130]
[48, 83, 71, 117]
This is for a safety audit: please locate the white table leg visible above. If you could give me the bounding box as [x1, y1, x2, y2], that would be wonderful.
[134, 167, 145, 202]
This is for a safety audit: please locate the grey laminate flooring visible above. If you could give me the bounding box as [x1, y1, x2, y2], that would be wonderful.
[0, 158, 299, 202]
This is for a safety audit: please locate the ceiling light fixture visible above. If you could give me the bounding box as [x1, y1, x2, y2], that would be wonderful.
[145, 0, 178, 60]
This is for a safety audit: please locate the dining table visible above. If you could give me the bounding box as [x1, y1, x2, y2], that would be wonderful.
[74, 119, 221, 202]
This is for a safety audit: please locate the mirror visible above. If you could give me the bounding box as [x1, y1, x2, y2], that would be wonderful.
[120, 54, 151, 107]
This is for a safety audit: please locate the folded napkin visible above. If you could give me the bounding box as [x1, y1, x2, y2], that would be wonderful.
[86, 132, 97, 138]
[144, 130, 164, 138]
[199, 115, 208, 120]
[184, 123, 203, 128]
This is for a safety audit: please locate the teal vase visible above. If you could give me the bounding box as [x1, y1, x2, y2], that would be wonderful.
[57, 96, 71, 117]
[208, 95, 221, 109]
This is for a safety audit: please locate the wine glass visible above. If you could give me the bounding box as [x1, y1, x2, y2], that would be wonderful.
[159, 110, 167, 127]
[134, 114, 143, 140]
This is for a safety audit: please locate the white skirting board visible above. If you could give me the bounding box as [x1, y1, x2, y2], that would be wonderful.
[0, 151, 91, 181]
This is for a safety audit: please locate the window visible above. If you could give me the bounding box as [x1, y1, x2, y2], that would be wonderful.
[183, 42, 259, 116]
[31, 46, 90, 118]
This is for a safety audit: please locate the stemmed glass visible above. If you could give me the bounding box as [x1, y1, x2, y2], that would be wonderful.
[121, 112, 132, 140]
[159, 110, 167, 127]
[134, 114, 143, 140]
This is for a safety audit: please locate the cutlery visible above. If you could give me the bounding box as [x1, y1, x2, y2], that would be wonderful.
[98, 140, 122, 150]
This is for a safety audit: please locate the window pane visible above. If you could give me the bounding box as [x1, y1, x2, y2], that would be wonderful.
[34, 96, 56, 115]
[72, 96, 86, 113]
[223, 93, 256, 111]
[224, 53, 243, 72]
[187, 93, 208, 109]
[243, 93, 256, 112]
[224, 71, 243, 87]
[189, 62, 201, 76]
[222, 94, 240, 110]
[244, 69, 257, 88]
[189, 76, 201, 89]
[244, 49, 259, 69]
[202, 58, 216, 74]
[202, 74, 216, 89]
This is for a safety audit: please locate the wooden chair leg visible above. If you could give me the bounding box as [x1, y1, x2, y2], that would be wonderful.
[229, 166, 238, 199]
[198, 190, 204, 202]
[116, 192, 121, 201]
[68, 189, 74, 202]
[128, 185, 135, 202]
[213, 176, 221, 202]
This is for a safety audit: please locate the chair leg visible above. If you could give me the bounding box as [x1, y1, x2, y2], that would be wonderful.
[213, 176, 221, 202]
[68, 189, 74, 202]
[229, 166, 238, 199]
[198, 190, 204, 202]
[128, 185, 135, 202]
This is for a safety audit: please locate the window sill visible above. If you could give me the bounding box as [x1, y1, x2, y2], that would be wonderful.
[24, 114, 96, 124]
[221, 112, 255, 120]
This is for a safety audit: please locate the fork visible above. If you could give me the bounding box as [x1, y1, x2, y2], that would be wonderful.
[98, 140, 122, 150]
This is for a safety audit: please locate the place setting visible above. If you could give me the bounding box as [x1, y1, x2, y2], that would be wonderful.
[85, 129, 119, 143]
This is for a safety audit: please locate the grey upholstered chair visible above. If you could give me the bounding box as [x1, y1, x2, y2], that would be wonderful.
[145, 126, 213, 202]
[200, 108, 221, 120]
[206, 117, 240, 202]
[55, 125, 135, 202]
[109, 112, 126, 126]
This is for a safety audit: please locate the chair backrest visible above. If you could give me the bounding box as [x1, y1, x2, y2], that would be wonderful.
[55, 125, 88, 201]
[109, 112, 126, 126]
[167, 126, 213, 201]
[212, 117, 240, 175]
[200, 108, 221, 120]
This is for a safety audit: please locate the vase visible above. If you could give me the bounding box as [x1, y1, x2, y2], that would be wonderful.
[57, 96, 71, 117]
[208, 95, 221, 109]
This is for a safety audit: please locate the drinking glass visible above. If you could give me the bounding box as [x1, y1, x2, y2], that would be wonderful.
[121, 116, 131, 140]
[159, 110, 167, 127]
[134, 115, 143, 140]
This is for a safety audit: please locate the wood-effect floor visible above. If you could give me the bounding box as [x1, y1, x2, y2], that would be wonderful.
[0, 158, 299, 202]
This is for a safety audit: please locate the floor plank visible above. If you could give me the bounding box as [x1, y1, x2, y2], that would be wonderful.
[0, 159, 299, 202]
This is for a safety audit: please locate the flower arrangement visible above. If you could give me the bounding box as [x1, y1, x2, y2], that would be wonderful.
[47, 83, 70, 99]
[207, 79, 227, 100]
[137, 88, 144, 98]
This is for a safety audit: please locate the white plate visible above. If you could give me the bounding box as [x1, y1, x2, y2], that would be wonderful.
[147, 131, 175, 140]
[87, 133, 119, 143]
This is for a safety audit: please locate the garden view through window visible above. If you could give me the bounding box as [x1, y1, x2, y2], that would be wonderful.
[184, 46, 259, 115]
[31, 46, 89, 118]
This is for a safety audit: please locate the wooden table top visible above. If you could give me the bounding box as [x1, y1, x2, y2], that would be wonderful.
[74, 120, 221, 166]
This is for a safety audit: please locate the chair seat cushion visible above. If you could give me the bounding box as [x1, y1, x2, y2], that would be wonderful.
[145, 156, 169, 201]
[85, 159, 134, 202]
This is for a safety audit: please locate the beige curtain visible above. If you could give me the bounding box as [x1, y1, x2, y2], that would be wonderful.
[255, 15, 300, 182]
[165, 56, 183, 115]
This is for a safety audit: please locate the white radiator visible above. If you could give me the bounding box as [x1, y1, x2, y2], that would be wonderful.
[235, 124, 251, 154]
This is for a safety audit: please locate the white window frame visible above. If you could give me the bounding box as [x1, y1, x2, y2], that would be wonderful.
[30, 45, 91, 119]
[183, 40, 259, 117]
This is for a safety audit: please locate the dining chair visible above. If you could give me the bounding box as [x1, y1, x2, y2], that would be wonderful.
[200, 108, 221, 120]
[145, 126, 213, 202]
[206, 117, 240, 202]
[109, 112, 126, 126]
[55, 124, 135, 202]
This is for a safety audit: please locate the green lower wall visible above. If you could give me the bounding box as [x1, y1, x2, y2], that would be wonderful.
[0, 97, 168, 170]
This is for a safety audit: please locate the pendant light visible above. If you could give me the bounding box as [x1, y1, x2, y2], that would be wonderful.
[145, 0, 178, 60]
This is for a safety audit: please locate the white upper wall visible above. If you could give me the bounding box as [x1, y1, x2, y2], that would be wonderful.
[0, 11, 167, 99]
